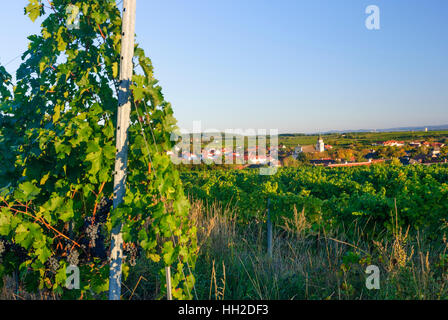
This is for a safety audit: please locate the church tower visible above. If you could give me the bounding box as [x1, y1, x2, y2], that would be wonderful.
[316, 135, 325, 152]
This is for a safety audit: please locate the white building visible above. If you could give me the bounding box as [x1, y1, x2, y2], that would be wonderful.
[316, 136, 325, 153]
[383, 140, 405, 147]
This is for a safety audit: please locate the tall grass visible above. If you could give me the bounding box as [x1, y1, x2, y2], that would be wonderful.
[153, 200, 447, 300]
[2, 200, 448, 300]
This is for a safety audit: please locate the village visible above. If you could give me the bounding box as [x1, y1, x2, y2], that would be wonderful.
[282, 135, 448, 167]
[169, 133, 448, 168]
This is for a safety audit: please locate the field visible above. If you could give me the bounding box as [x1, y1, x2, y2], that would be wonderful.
[181, 164, 448, 234]
[279, 130, 448, 148]
[2, 164, 448, 300]
[121, 164, 448, 300]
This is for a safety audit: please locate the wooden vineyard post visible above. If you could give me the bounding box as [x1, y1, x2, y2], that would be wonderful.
[109, 0, 137, 300]
[267, 198, 273, 258]
[166, 266, 172, 300]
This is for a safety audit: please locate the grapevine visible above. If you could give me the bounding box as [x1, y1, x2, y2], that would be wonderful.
[0, 0, 197, 299]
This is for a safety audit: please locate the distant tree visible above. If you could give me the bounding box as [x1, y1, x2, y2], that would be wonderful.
[391, 147, 406, 158]
[441, 146, 448, 157]
[354, 151, 366, 162]
[391, 158, 402, 166]
[327, 149, 337, 160]
[337, 149, 354, 162]
[418, 146, 430, 156]
[283, 156, 301, 167]
[311, 151, 329, 160]
[295, 152, 309, 164]
[377, 147, 388, 159]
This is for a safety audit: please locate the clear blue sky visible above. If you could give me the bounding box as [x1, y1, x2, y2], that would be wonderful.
[1, 0, 447, 133]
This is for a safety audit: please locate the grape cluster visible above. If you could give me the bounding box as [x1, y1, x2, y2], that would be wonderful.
[67, 249, 80, 266]
[47, 256, 59, 273]
[0, 239, 31, 266]
[78, 197, 113, 262]
[124, 243, 139, 266]
[96, 197, 113, 223]
[86, 224, 99, 248]
[0, 240, 29, 263]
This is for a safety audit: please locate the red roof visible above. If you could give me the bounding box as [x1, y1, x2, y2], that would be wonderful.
[383, 140, 404, 146]
[327, 160, 384, 167]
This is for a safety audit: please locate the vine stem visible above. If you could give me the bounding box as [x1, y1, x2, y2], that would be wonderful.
[91, 180, 107, 225]
[0, 197, 82, 248]
[97, 23, 107, 40]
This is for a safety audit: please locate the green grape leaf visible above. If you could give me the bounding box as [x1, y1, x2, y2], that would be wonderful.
[18, 182, 41, 201]
[25, 0, 40, 22]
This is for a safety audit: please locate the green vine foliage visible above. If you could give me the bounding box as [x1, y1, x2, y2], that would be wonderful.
[0, 0, 197, 299]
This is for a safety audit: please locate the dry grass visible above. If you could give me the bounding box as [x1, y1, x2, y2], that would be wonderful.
[2, 200, 448, 300]
[187, 200, 448, 300]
